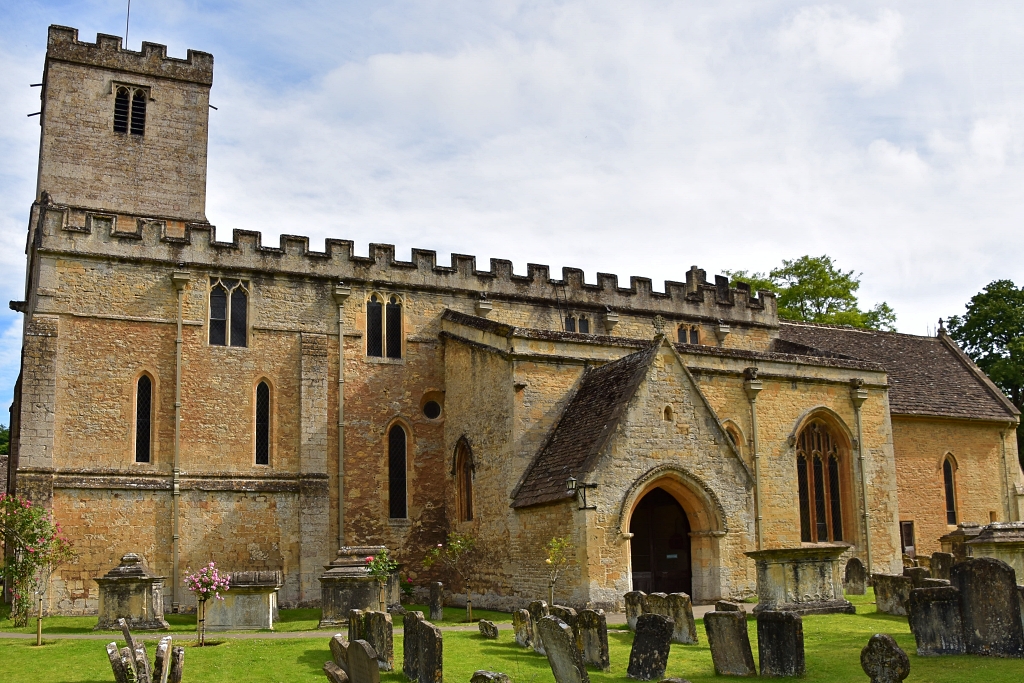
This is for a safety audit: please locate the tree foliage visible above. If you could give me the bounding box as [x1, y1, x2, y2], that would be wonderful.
[726, 255, 897, 330]
[423, 532, 477, 588]
[947, 280, 1024, 471]
[0, 423, 8, 456]
[545, 536, 574, 605]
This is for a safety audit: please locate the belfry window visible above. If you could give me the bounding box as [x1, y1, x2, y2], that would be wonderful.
[943, 457, 957, 525]
[113, 86, 147, 136]
[454, 440, 474, 522]
[796, 420, 844, 543]
[367, 294, 403, 358]
[565, 315, 590, 333]
[255, 381, 270, 465]
[135, 375, 152, 463]
[678, 324, 700, 345]
[209, 279, 248, 347]
[388, 424, 408, 518]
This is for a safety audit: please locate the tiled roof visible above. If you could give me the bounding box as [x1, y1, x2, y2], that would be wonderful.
[779, 322, 1018, 421]
[511, 343, 660, 508]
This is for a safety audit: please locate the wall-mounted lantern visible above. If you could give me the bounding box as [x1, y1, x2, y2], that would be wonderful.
[566, 476, 597, 510]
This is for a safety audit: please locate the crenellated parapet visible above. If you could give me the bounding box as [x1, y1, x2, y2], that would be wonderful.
[33, 202, 778, 325]
[46, 25, 213, 85]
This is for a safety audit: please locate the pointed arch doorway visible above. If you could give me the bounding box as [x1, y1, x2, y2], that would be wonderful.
[629, 487, 692, 595]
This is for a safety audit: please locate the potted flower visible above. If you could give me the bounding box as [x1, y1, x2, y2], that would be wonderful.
[184, 562, 230, 646]
[365, 549, 398, 612]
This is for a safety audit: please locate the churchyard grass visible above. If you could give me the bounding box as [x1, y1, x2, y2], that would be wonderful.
[2, 592, 1023, 682]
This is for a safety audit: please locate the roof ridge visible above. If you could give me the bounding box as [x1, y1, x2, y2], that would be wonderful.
[779, 319, 941, 341]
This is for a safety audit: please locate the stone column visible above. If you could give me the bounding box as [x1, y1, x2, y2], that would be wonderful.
[299, 333, 330, 606]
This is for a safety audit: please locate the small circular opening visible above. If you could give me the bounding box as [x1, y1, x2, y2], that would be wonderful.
[423, 401, 442, 419]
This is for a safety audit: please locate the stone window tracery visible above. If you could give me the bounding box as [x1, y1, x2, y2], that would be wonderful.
[796, 420, 844, 543]
[135, 374, 152, 463]
[943, 456, 958, 525]
[113, 85, 147, 136]
[255, 381, 270, 466]
[678, 324, 700, 345]
[209, 278, 248, 347]
[367, 293, 403, 359]
[388, 424, 408, 519]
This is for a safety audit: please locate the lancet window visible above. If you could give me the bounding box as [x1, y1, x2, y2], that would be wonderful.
[114, 86, 147, 136]
[135, 374, 152, 463]
[255, 381, 271, 465]
[796, 420, 844, 543]
[943, 456, 958, 525]
[454, 440, 474, 522]
[209, 278, 249, 347]
[388, 424, 408, 518]
[367, 294, 403, 359]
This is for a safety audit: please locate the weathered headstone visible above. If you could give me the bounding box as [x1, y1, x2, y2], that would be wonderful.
[538, 616, 590, 683]
[903, 566, 931, 588]
[624, 591, 647, 631]
[153, 636, 172, 683]
[331, 633, 350, 674]
[478, 620, 499, 639]
[930, 552, 954, 581]
[513, 608, 533, 648]
[872, 574, 912, 616]
[348, 640, 381, 683]
[106, 642, 129, 683]
[551, 605, 579, 647]
[845, 557, 866, 595]
[756, 611, 804, 677]
[906, 586, 965, 656]
[471, 672, 511, 683]
[919, 578, 949, 588]
[402, 612, 422, 680]
[860, 634, 909, 683]
[950, 557, 1024, 657]
[577, 609, 610, 671]
[627, 613, 673, 681]
[133, 641, 153, 683]
[704, 611, 756, 677]
[715, 601, 742, 612]
[666, 593, 697, 644]
[118, 618, 138, 658]
[429, 582, 444, 622]
[645, 593, 669, 620]
[1018, 586, 1024, 634]
[417, 619, 444, 683]
[348, 609, 365, 642]
[119, 647, 136, 681]
[168, 646, 185, 683]
[325, 661, 350, 683]
[528, 600, 550, 654]
[365, 611, 394, 671]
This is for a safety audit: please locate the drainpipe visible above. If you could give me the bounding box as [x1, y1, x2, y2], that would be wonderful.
[170, 271, 190, 612]
[333, 284, 351, 549]
[743, 367, 764, 550]
[850, 378, 871, 575]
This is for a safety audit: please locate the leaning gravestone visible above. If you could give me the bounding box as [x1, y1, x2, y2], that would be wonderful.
[627, 613, 674, 681]
[133, 641, 153, 683]
[845, 557, 867, 595]
[429, 582, 444, 622]
[704, 610, 756, 677]
[950, 557, 1024, 657]
[513, 608, 533, 648]
[715, 601, 742, 612]
[348, 640, 381, 683]
[756, 611, 804, 677]
[930, 553, 954, 581]
[168, 646, 185, 683]
[538, 616, 590, 683]
[577, 609, 610, 671]
[906, 586, 966, 656]
[324, 660, 348, 683]
[331, 633, 350, 672]
[528, 600, 550, 654]
[624, 591, 647, 631]
[471, 672, 511, 683]
[153, 636, 172, 683]
[861, 634, 909, 683]
[119, 647, 135, 681]
[417, 620, 444, 683]
[365, 611, 394, 671]
[106, 642, 129, 683]
[479, 620, 499, 639]
[349, 609, 365, 641]
[872, 575, 912, 616]
[403, 612, 423, 680]
[666, 593, 698, 645]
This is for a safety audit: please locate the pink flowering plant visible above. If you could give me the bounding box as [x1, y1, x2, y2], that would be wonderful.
[365, 549, 398, 610]
[0, 493, 76, 628]
[185, 562, 230, 645]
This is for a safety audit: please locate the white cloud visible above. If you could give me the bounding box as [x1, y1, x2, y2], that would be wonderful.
[867, 139, 929, 180]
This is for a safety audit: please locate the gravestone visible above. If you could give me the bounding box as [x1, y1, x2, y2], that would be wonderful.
[903, 567, 931, 588]
[133, 641, 152, 683]
[537, 616, 590, 683]
[513, 608, 533, 648]
[906, 586, 965, 656]
[950, 557, 1024, 657]
[919, 578, 949, 588]
[106, 642, 129, 683]
[756, 611, 804, 677]
[324, 661, 349, 683]
[872, 574, 912, 616]
[645, 593, 669, 621]
[348, 640, 381, 683]
[479, 620, 499, 639]
[118, 618, 137, 659]
[704, 611, 756, 677]
[348, 609, 365, 641]
[577, 609, 610, 671]
[551, 604, 579, 648]
[331, 633, 350, 672]
[528, 600, 550, 654]
[1018, 586, 1024, 634]
[471, 672, 511, 683]
[845, 557, 866, 595]
[627, 613, 673, 681]
[168, 646, 185, 683]
[349, 610, 393, 671]
[624, 591, 647, 631]
[429, 582, 444, 622]
[153, 636, 172, 683]
[402, 612, 422, 680]
[715, 601, 742, 612]
[119, 647, 135, 681]
[666, 593, 697, 644]
[860, 634, 909, 683]
[930, 552, 954, 581]
[417, 620, 444, 683]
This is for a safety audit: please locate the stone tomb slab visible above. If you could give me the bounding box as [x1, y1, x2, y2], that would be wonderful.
[861, 634, 909, 683]
[906, 586, 965, 656]
[872, 574, 912, 616]
[703, 611, 756, 677]
[538, 616, 590, 683]
[627, 613, 673, 681]
[624, 591, 647, 631]
[746, 546, 854, 615]
[756, 611, 804, 677]
[513, 608, 533, 648]
[844, 557, 866, 595]
[577, 609, 610, 671]
[950, 557, 1024, 657]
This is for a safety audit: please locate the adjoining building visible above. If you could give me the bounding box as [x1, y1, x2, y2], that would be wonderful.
[7, 26, 1023, 614]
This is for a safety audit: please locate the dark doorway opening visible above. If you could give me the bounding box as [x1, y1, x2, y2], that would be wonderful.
[629, 487, 692, 595]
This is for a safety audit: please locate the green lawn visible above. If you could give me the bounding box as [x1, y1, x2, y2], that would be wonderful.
[1, 592, 1023, 682]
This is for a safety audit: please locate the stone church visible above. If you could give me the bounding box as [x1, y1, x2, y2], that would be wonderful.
[6, 26, 1024, 614]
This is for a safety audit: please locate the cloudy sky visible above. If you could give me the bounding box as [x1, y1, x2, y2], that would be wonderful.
[1, 1, 1023, 412]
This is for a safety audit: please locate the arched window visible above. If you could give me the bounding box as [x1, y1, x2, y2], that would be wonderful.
[796, 420, 844, 542]
[386, 296, 403, 359]
[943, 457, 957, 525]
[578, 316, 590, 334]
[209, 278, 248, 347]
[114, 87, 130, 133]
[678, 324, 700, 345]
[388, 424, 407, 518]
[663, 405, 674, 421]
[255, 381, 270, 465]
[135, 375, 152, 463]
[367, 294, 403, 358]
[565, 315, 576, 332]
[454, 440, 474, 522]
[130, 89, 147, 135]
[113, 86, 147, 136]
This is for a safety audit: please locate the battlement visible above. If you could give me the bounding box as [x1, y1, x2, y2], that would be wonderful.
[35, 203, 778, 326]
[46, 25, 213, 85]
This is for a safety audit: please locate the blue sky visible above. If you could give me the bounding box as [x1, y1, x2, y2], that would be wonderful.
[3, 1, 1024, 415]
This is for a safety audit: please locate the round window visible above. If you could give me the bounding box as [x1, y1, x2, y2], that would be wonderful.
[423, 400, 442, 419]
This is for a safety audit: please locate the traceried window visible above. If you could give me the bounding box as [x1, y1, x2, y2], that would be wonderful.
[678, 324, 700, 345]
[565, 315, 590, 334]
[135, 375, 152, 463]
[454, 440, 474, 522]
[114, 86, 147, 136]
[255, 381, 270, 465]
[367, 294, 403, 358]
[943, 456, 958, 525]
[388, 424, 408, 518]
[209, 279, 248, 347]
[796, 420, 844, 543]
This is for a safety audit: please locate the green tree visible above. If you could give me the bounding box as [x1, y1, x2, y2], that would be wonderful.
[726, 255, 897, 330]
[0, 423, 9, 456]
[423, 532, 477, 621]
[947, 280, 1024, 471]
[545, 536, 574, 606]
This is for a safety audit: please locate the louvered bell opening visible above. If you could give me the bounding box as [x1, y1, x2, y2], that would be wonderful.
[130, 90, 146, 136]
[114, 88, 130, 133]
[135, 376, 152, 463]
